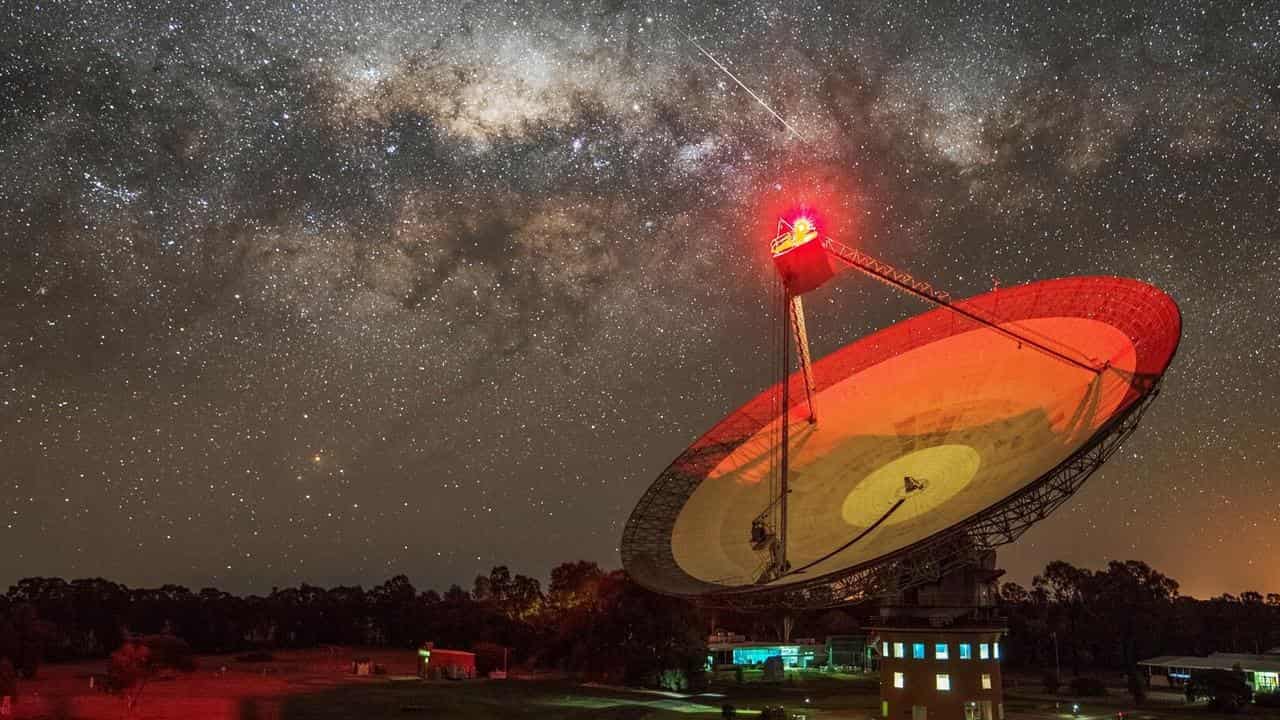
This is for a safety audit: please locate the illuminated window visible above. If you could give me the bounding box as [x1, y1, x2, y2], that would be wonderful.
[959, 643, 972, 660]
[894, 642, 905, 659]
[894, 672, 905, 688]
[883, 641, 890, 657]
[935, 643, 949, 660]
[936, 673, 951, 691]
[913, 643, 926, 659]
[882, 700, 889, 717]
[982, 673, 993, 690]
[979, 643, 991, 660]
[1257, 672, 1279, 692]
[994, 642, 1001, 660]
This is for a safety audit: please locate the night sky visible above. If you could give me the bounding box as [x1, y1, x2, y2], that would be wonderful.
[2, 0, 1277, 600]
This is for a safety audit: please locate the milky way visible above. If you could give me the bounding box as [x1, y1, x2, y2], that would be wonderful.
[2, 0, 1278, 598]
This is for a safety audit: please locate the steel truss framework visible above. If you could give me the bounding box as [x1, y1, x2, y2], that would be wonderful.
[621, 275, 1181, 610]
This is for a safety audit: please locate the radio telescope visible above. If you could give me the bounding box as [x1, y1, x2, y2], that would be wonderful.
[621, 217, 1181, 609]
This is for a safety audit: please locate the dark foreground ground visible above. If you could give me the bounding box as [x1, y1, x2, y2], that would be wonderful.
[7, 650, 1277, 719]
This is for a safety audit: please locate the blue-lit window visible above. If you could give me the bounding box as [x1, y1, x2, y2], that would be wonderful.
[912, 643, 926, 659]
[959, 643, 972, 660]
[883, 641, 890, 657]
[979, 643, 990, 660]
[731, 645, 816, 668]
[935, 643, 949, 660]
[994, 642, 1001, 660]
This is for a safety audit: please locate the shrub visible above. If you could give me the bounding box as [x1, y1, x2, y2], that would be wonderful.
[1042, 672, 1061, 694]
[760, 706, 786, 720]
[1186, 670, 1251, 713]
[1069, 676, 1107, 696]
[105, 635, 196, 713]
[734, 666, 744, 684]
[658, 668, 688, 692]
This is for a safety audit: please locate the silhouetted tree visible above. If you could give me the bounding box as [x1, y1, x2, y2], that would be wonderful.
[1033, 561, 1095, 676]
[105, 635, 196, 715]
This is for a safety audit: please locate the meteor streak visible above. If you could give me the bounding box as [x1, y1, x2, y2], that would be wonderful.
[676, 27, 807, 142]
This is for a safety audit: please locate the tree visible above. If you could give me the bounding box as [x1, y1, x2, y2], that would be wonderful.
[507, 574, 544, 621]
[370, 575, 417, 647]
[4, 604, 53, 678]
[572, 571, 706, 687]
[548, 561, 604, 612]
[1000, 582, 1030, 605]
[1033, 561, 1095, 676]
[1094, 561, 1177, 670]
[106, 635, 196, 715]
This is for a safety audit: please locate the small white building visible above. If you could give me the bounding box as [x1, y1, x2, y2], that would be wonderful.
[1139, 652, 1280, 693]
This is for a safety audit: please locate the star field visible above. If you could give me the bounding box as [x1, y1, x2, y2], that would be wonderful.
[1, 0, 1277, 598]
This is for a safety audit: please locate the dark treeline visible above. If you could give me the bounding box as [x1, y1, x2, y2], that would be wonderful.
[2, 558, 1278, 686]
[998, 560, 1280, 674]
[0, 561, 704, 686]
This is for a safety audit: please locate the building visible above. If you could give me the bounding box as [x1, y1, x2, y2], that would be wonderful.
[870, 626, 1005, 720]
[1139, 652, 1280, 693]
[418, 642, 476, 680]
[869, 555, 1007, 720]
[707, 631, 823, 669]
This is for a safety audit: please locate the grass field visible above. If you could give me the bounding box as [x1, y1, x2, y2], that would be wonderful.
[7, 650, 1277, 719]
[11, 648, 868, 720]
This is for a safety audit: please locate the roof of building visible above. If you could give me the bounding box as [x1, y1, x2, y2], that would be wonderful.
[424, 648, 475, 658]
[1139, 652, 1280, 673]
[708, 640, 824, 651]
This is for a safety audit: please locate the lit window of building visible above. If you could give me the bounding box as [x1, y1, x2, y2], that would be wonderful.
[982, 673, 993, 690]
[979, 643, 991, 660]
[913, 643, 926, 659]
[882, 700, 889, 717]
[894, 642, 905, 659]
[994, 642, 1001, 660]
[894, 672, 905, 688]
[959, 643, 972, 660]
[936, 673, 951, 691]
[883, 641, 890, 657]
[935, 643, 949, 660]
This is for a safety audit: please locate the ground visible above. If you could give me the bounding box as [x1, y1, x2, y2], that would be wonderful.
[4, 652, 1275, 719]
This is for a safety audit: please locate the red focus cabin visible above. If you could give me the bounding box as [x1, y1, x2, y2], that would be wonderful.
[770, 217, 834, 295]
